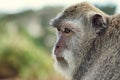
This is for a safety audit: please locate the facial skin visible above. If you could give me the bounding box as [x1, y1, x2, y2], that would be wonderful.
[52, 20, 79, 77]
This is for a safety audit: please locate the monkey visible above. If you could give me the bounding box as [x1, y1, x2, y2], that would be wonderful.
[50, 2, 120, 80]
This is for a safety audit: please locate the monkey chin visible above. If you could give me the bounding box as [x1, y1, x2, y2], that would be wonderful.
[54, 50, 76, 79]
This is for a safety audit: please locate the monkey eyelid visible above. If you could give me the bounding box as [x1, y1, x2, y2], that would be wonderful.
[64, 28, 71, 33]
[57, 27, 72, 34]
[57, 28, 61, 31]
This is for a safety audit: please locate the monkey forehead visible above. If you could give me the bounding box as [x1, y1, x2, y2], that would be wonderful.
[50, 2, 106, 28]
[51, 18, 80, 29]
[61, 2, 104, 18]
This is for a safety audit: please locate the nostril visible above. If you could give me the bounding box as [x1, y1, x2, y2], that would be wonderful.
[56, 45, 60, 49]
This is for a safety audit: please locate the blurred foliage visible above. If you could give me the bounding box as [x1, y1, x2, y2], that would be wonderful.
[0, 30, 53, 79]
[36, 6, 63, 50]
[95, 3, 116, 15]
[0, 3, 117, 80]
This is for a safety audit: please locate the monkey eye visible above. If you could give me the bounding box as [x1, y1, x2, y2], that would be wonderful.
[64, 28, 71, 33]
[57, 28, 61, 31]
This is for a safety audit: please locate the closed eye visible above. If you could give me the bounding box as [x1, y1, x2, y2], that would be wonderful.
[57, 28, 71, 33]
[57, 28, 61, 31]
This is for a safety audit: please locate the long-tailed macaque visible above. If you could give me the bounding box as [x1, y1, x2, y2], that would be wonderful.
[51, 2, 120, 80]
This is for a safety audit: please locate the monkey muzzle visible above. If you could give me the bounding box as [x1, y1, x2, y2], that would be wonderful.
[56, 57, 68, 66]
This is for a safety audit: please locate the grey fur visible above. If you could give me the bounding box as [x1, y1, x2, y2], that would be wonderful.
[51, 2, 120, 80]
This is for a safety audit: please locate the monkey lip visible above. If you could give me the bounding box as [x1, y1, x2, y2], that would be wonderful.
[56, 57, 69, 67]
[56, 57, 64, 61]
[56, 57, 68, 66]
[56, 57, 66, 63]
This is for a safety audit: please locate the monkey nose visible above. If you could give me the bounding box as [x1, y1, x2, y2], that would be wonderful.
[54, 45, 62, 56]
[54, 45, 60, 54]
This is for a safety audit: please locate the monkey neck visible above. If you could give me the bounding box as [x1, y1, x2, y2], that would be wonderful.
[73, 22, 120, 80]
[73, 37, 120, 80]
[73, 38, 101, 80]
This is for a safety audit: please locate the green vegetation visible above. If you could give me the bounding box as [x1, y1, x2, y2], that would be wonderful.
[0, 30, 54, 79]
[0, 7, 61, 79]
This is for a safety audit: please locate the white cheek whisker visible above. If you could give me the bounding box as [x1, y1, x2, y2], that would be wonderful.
[53, 49, 77, 78]
[52, 46, 56, 59]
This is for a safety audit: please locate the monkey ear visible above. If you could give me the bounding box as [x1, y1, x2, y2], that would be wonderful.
[92, 14, 107, 35]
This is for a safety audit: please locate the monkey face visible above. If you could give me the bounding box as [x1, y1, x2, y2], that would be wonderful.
[51, 19, 80, 76]
[51, 18, 87, 77]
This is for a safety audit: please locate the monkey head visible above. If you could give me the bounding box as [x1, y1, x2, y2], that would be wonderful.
[50, 2, 109, 78]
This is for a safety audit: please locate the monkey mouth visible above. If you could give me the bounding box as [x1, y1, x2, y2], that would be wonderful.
[56, 57, 65, 61]
[56, 57, 68, 65]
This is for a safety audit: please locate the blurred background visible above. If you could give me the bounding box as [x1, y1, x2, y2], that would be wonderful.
[0, 0, 119, 80]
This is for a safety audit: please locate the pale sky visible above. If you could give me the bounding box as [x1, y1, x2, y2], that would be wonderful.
[0, 0, 120, 13]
